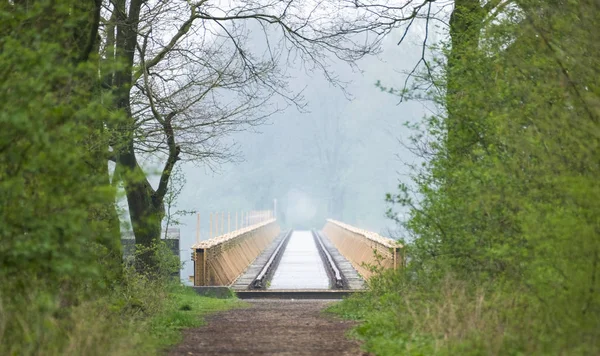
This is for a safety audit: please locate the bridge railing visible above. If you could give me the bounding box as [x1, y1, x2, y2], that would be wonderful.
[322, 219, 403, 280]
[192, 219, 280, 286]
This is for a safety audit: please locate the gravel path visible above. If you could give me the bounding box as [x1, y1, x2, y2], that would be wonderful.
[168, 300, 363, 356]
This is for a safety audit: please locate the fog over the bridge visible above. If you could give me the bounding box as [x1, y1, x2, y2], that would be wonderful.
[132, 24, 434, 282]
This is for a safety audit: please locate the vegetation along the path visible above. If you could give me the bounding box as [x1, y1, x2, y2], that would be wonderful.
[1, 0, 598, 355]
[329, 0, 600, 355]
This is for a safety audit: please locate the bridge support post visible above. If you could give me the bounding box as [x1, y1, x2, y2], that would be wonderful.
[393, 247, 403, 269]
[194, 248, 207, 286]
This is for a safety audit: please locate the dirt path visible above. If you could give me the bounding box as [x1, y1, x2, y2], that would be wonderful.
[168, 300, 363, 356]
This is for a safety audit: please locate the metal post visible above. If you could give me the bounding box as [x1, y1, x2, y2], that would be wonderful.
[210, 212, 213, 238]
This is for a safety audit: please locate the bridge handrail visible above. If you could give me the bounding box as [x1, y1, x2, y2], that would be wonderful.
[326, 219, 402, 249]
[192, 218, 280, 286]
[323, 219, 403, 279]
[191, 218, 277, 249]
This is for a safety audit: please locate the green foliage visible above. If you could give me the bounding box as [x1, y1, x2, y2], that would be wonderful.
[331, 270, 595, 355]
[0, 250, 244, 355]
[333, 0, 600, 354]
[132, 240, 182, 279]
[1, 2, 122, 348]
[0, 2, 226, 354]
[1, 0, 117, 286]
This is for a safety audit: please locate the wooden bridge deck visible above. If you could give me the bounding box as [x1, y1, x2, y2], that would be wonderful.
[230, 230, 365, 292]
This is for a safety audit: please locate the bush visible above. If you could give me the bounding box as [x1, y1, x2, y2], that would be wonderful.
[335, 0, 600, 354]
[0, 263, 243, 355]
[331, 270, 599, 355]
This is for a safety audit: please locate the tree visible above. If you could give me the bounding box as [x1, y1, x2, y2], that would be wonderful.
[1, 0, 121, 350]
[101, 0, 418, 269]
[311, 112, 352, 220]
[385, 0, 600, 350]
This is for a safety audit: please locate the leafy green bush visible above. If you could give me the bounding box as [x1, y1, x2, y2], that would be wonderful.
[332, 0, 600, 354]
[0, 260, 244, 355]
[0, 2, 243, 355]
[1, 1, 122, 352]
[332, 270, 598, 355]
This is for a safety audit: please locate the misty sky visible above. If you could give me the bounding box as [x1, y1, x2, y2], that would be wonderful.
[131, 21, 436, 281]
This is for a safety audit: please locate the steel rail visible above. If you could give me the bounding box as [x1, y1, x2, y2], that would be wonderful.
[312, 230, 345, 289]
[251, 230, 292, 289]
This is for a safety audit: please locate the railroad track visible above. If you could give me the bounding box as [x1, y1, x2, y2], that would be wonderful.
[251, 230, 292, 289]
[249, 230, 347, 291]
[312, 229, 345, 289]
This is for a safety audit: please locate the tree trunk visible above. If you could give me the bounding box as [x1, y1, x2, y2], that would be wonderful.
[118, 145, 166, 271]
[446, 0, 486, 160]
[108, 0, 168, 271]
[79, 0, 122, 276]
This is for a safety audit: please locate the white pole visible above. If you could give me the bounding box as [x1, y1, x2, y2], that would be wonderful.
[196, 213, 200, 243]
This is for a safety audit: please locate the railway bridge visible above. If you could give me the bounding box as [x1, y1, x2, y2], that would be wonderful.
[191, 214, 403, 299]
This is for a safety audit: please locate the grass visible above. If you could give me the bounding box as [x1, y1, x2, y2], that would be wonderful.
[326, 292, 434, 356]
[328, 272, 600, 356]
[326, 276, 531, 356]
[142, 285, 247, 352]
[0, 279, 247, 356]
[0, 241, 248, 356]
